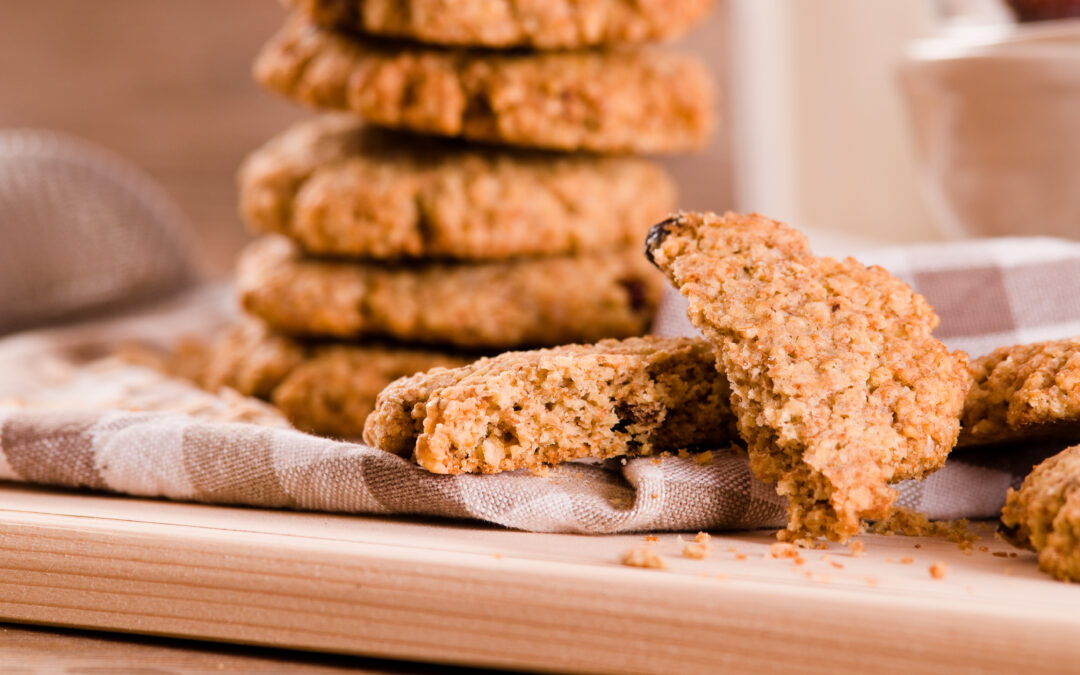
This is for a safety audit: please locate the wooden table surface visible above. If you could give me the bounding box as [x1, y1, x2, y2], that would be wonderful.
[1, 622, 495, 675]
[1, 482, 1078, 674]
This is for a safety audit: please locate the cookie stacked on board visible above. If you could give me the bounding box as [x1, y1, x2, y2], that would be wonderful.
[207, 0, 717, 439]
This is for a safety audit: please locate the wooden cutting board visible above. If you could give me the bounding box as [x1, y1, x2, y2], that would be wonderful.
[0, 482, 1076, 674]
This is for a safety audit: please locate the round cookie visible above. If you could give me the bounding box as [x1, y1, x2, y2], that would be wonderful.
[254, 17, 716, 154]
[236, 236, 663, 350]
[961, 337, 1080, 447]
[286, 0, 714, 49]
[240, 115, 677, 260]
[202, 320, 471, 439]
[1000, 443, 1080, 581]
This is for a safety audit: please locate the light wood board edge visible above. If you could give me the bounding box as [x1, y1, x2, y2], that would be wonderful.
[0, 509, 1074, 675]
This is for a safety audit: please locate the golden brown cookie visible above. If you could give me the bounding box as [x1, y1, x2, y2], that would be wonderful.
[202, 320, 470, 438]
[236, 236, 663, 349]
[646, 211, 969, 543]
[240, 115, 677, 260]
[254, 17, 716, 153]
[962, 337, 1080, 447]
[1000, 443, 1080, 581]
[287, 0, 714, 49]
[363, 336, 736, 473]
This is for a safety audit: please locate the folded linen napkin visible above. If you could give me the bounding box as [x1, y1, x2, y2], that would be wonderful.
[0, 130, 196, 334]
[2, 237, 1078, 533]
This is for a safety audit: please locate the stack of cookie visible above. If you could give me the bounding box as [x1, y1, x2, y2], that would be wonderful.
[207, 0, 717, 439]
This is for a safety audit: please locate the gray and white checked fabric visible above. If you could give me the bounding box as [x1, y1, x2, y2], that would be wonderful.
[3, 236, 1080, 533]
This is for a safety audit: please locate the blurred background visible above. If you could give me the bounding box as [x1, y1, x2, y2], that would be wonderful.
[1, 1, 303, 276]
[1, 0, 1077, 274]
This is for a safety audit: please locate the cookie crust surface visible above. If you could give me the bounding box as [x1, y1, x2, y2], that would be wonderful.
[254, 17, 715, 153]
[646, 211, 969, 542]
[1000, 443, 1080, 581]
[237, 236, 662, 349]
[202, 320, 468, 438]
[962, 338, 1080, 446]
[288, 0, 713, 49]
[240, 116, 676, 260]
[363, 336, 736, 473]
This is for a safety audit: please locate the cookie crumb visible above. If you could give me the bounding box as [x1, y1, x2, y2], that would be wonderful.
[693, 450, 714, 465]
[848, 541, 866, 557]
[992, 551, 1008, 558]
[793, 557, 807, 566]
[621, 544, 665, 569]
[650, 493, 659, 500]
[830, 561, 844, 570]
[914, 544, 922, 549]
[929, 562, 948, 579]
[644, 535, 659, 543]
[870, 508, 977, 549]
[979, 546, 989, 553]
[734, 553, 747, 561]
[865, 577, 879, 587]
[493, 553, 503, 560]
[683, 533, 713, 559]
[683, 542, 712, 560]
[770, 542, 799, 559]
[900, 557, 914, 565]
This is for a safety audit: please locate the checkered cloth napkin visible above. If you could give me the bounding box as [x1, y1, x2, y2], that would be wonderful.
[1, 238, 1079, 533]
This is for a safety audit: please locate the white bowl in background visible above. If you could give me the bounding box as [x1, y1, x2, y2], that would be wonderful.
[900, 19, 1080, 239]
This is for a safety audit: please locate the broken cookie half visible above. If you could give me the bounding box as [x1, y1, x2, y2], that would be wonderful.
[646, 211, 969, 543]
[364, 336, 737, 474]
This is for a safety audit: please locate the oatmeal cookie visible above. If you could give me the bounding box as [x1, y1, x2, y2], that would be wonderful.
[287, 0, 714, 49]
[1000, 443, 1080, 581]
[254, 17, 716, 153]
[240, 116, 676, 260]
[237, 236, 662, 349]
[363, 336, 736, 473]
[645, 211, 969, 543]
[961, 338, 1080, 446]
[203, 320, 469, 438]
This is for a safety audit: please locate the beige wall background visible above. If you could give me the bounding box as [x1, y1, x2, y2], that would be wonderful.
[0, 1, 303, 276]
[729, 0, 942, 244]
[0, 1, 733, 277]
